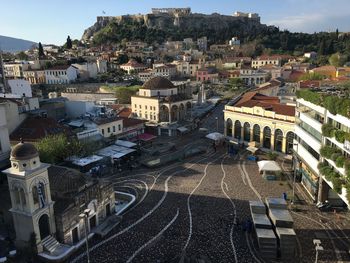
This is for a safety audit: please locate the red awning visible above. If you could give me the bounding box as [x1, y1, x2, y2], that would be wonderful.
[138, 133, 157, 142]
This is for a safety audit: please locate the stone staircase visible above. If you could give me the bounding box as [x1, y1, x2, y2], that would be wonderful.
[41, 236, 60, 253]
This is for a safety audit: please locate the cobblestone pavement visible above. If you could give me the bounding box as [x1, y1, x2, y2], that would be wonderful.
[69, 104, 350, 263]
[69, 147, 350, 263]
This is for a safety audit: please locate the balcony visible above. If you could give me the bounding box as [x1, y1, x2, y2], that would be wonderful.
[295, 125, 321, 153]
[299, 112, 322, 132]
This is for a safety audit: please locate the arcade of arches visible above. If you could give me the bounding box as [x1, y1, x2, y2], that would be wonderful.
[225, 118, 295, 154]
[159, 102, 192, 123]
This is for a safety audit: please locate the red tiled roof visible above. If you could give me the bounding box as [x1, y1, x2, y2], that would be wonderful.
[121, 59, 146, 68]
[10, 117, 72, 142]
[313, 65, 337, 72]
[233, 92, 295, 116]
[92, 116, 122, 125]
[288, 70, 305, 81]
[118, 108, 132, 118]
[299, 80, 321, 89]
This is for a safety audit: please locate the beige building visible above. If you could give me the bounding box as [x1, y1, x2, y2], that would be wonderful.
[4, 62, 29, 78]
[251, 55, 282, 69]
[85, 116, 123, 138]
[120, 59, 147, 74]
[224, 92, 295, 154]
[23, 69, 46, 84]
[131, 77, 192, 123]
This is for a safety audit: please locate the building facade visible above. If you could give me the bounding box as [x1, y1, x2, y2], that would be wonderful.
[251, 56, 282, 69]
[131, 77, 192, 123]
[224, 92, 295, 154]
[294, 97, 350, 206]
[239, 68, 269, 86]
[45, 65, 78, 84]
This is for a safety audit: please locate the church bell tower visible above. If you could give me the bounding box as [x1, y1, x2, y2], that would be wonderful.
[2, 141, 56, 252]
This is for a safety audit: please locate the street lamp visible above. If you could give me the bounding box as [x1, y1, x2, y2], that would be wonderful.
[79, 209, 91, 263]
[292, 143, 299, 205]
[215, 117, 218, 132]
[313, 239, 323, 263]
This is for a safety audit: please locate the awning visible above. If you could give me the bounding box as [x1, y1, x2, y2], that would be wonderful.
[97, 145, 136, 159]
[257, 160, 281, 172]
[138, 133, 157, 142]
[206, 132, 225, 141]
[71, 155, 104, 167]
[247, 146, 258, 154]
[68, 119, 84, 127]
[177, 127, 189, 133]
[115, 140, 137, 148]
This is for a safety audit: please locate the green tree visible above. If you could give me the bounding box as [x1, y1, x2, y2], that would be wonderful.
[329, 53, 341, 66]
[115, 86, 139, 104]
[318, 39, 325, 55]
[116, 54, 129, 65]
[38, 42, 45, 58]
[66, 35, 72, 49]
[16, 51, 28, 60]
[35, 134, 84, 164]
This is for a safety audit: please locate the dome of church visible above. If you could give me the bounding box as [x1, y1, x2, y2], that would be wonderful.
[11, 141, 39, 160]
[142, 76, 175, 90]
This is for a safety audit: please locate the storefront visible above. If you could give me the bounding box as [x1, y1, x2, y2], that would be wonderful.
[300, 163, 319, 199]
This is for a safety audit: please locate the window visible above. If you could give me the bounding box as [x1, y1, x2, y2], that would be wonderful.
[118, 124, 121, 131]
[145, 114, 148, 119]
[113, 126, 116, 132]
[134, 104, 137, 108]
[139, 105, 141, 109]
[145, 105, 147, 110]
[102, 129, 105, 135]
[32, 186, 39, 205]
[107, 127, 110, 133]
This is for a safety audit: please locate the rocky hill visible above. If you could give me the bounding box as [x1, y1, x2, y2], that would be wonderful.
[82, 12, 275, 45]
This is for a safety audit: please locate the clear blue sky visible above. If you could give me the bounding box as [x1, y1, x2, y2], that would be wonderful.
[2, 0, 350, 45]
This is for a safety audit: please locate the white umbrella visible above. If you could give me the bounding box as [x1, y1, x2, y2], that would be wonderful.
[206, 132, 225, 141]
[257, 160, 281, 172]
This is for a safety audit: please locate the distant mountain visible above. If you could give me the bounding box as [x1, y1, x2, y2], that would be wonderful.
[0, 35, 37, 53]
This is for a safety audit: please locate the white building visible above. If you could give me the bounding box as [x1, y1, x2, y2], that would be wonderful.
[97, 59, 108, 73]
[45, 65, 78, 84]
[229, 37, 240, 46]
[72, 62, 98, 80]
[239, 68, 269, 85]
[64, 101, 95, 119]
[7, 79, 32, 97]
[295, 95, 350, 207]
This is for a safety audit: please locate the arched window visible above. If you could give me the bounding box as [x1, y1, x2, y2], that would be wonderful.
[253, 124, 260, 143]
[234, 120, 242, 140]
[286, 131, 295, 154]
[226, 119, 233, 137]
[33, 186, 39, 205]
[263, 126, 272, 149]
[274, 129, 283, 152]
[243, 122, 251, 142]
